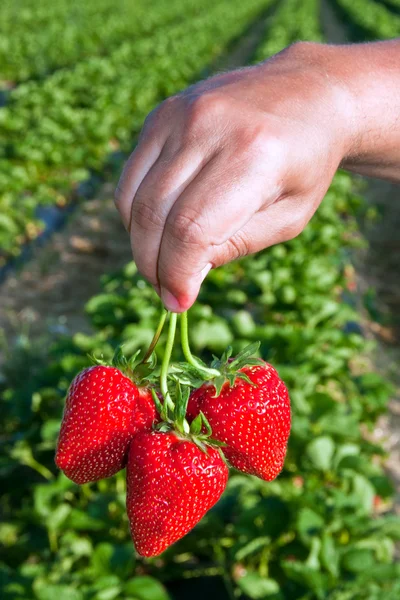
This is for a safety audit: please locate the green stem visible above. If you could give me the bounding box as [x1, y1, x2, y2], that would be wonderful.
[141, 308, 167, 364]
[180, 311, 220, 378]
[48, 530, 58, 553]
[160, 312, 177, 411]
[26, 457, 54, 481]
[213, 545, 235, 600]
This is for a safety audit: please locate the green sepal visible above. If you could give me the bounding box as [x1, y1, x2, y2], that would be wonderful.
[190, 414, 203, 436]
[191, 437, 208, 454]
[151, 389, 166, 421]
[134, 350, 157, 371]
[133, 358, 159, 385]
[235, 372, 256, 386]
[200, 411, 212, 437]
[88, 353, 108, 366]
[240, 358, 265, 367]
[174, 382, 190, 432]
[227, 373, 236, 388]
[128, 349, 142, 369]
[111, 345, 130, 371]
[169, 363, 207, 388]
[207, 438, 228, 448]
[213, 376, 227, 397]
[229, 342, 261, 369]
[216, 447, 229, 467]
[110, 346, 159, 386]
[156, 422, 172, 433]
[221, 346, 233, 364]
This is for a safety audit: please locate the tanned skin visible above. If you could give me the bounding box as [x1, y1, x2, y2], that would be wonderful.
[115, 40, 400, 312]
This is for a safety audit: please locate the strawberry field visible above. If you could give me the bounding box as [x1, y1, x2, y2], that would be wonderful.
[1, 1, 400, 600]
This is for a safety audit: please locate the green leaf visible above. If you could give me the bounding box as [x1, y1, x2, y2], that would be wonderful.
[282, 562, 327, 599]
[91, 543, 114, 575]
[306, 537, 321, 570]
[124, 576, 170, 600]
[66, 509, 104, 531]
[341, 548, 376, 573]
[33, 584, 83, 600]
[46, 503, 71, 531]
[237, 573, 279, 599]
[41, 419, 61, 442]
[95, 586, 122, 600]
[235, 537, 271, 561]
[191, 320, 233, 352]
[317, 414, 359, 438]
[351, 473, 375, 514]
[306, 436, 335, 471]
[297, 508, 325, 545]
[232, 310, 256, 336]
[334, 443, 360, 469]
[321, 533, 339, 578]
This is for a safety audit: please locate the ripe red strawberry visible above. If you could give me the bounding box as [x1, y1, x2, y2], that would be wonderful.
[126, 430, 228, 557]
[55, 366, 156, 484]
[187, 362, 291, 481]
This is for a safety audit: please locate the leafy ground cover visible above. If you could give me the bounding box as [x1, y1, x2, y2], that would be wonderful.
[1, 0, 400, 599]
[0, 0, 218, 84]
[334, 0, 400, 39]
[0, 0, 272, 260]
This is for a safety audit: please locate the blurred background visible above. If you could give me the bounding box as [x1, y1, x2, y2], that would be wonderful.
[1, 0, 399, 599]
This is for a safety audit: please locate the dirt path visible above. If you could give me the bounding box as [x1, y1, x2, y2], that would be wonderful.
[322, 0, 400, 509]
[0, 184, 131, 343]
[0, 10, 273, 351]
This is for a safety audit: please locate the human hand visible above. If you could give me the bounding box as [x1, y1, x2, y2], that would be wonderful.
[115, 42, 356, 312]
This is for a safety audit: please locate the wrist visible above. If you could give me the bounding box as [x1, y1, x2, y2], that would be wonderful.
[258, 42, 360, 166]
[293, 42, 360, 164]
[320, 40, 400, 179]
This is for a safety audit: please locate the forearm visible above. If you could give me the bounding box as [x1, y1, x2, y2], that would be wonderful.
[321, 40, 400, 182]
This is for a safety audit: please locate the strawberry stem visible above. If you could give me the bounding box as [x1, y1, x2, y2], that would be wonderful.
[180, 311, 220, 379]
[160, 311, 177, 411]
[141, 308, 167, 364]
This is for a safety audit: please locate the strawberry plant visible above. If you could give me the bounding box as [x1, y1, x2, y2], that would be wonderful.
[1, 1, 400, 599]
[53, 300, 292, 557]
[0, 0, 274, 260]
[1, 168, 399, 599]
[0, 0, 217, 83]
[334, 0, 400, 39]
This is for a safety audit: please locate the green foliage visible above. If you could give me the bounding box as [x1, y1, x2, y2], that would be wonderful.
[1, 1, 399, 600]
[336, 0, 400, 39]
[1, 170, 398, 599]
[0, 0, 215, 83]
[0, 0, 272, 259]
[255, 0, 322, 62]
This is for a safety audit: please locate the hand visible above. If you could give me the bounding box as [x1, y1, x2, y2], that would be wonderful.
[115, 42, 356, 312]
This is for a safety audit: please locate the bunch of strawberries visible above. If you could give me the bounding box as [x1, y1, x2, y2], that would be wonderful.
[55, 310, 291, 557]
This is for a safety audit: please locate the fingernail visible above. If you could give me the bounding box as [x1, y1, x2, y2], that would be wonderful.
[200, 262, 212, 282]
[161, 288, 182, 312]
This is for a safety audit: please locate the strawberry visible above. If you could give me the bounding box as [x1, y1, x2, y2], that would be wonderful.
[55, 365, 156, 484]
[187, 360, 291, 481]
[126, 430, 228, 557]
